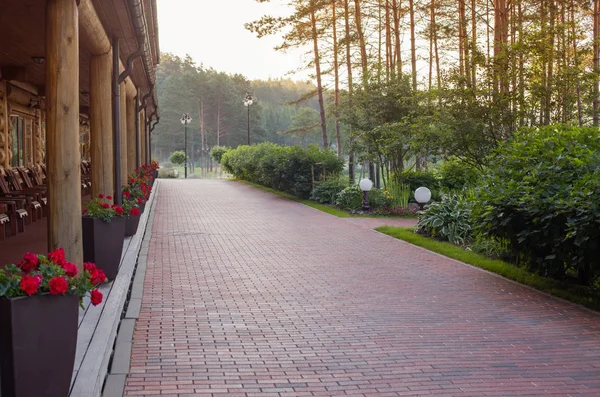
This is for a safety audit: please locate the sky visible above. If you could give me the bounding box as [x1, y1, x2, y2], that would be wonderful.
[157, 0, 311, 82]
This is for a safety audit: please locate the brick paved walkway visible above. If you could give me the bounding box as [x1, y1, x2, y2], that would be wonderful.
[124, 180, 600, 396]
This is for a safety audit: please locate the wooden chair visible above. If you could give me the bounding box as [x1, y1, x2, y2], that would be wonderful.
[0, 203, 9, 240]
[16, 167, 48, 217]
[0, 198, 26, 235]
[3, 168, 44, 221]
[0, 170, 36, 225]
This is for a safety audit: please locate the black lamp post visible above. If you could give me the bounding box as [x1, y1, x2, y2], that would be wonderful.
[243, 93, 253, 145]
[180, 113, 192, 178]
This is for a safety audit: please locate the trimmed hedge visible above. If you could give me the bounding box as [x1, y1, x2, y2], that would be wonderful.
[221, 143, 344, 199]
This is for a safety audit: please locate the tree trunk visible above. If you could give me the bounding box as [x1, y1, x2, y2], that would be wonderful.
[344, 0, 355, 184]
[594, 0, 599, 126]
[409, 0, 417, 89]
[571, 0, 582, 126]
[333, 1, 342, 157]
[354, 0, 370, 83]
[471, 0, 477, 89]
[310, 3, 328, 149]
[545, 0, 555, 125]
[392, 0, 402, 76]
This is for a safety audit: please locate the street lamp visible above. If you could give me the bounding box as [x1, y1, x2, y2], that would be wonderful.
[359, 178, 373, 211]
[243, 93, 253, 145]
[414, 186, 432, 210]
[180, 113, 192, 178]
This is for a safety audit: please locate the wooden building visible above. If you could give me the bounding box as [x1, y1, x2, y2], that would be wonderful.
[0, 0, 160, 266]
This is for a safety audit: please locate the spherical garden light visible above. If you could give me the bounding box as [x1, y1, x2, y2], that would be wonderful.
[414, 186, 431, 209]
[359, 178, 374, 211]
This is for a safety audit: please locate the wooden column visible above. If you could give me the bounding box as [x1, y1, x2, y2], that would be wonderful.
[0, 82, 8, 168]
[140, 110, 146, 164]
[90, 53, 114, 198]
[126, 94, 136, 175]
[46, 0, 83, 266]
[119, 81, 127, 184]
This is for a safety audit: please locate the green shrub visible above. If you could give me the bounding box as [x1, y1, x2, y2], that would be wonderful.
[392, 170, 440, 201]
[334, 186, 393, 211]
[209, 146, 231, 164]
[335, 186, 363, 211]
[473, 124, 600, 285]
[438, 157, 481, 191]
[169, 151, 187, 166]
[221, 143, 344, 199]
[417, 194, 473, 246]
[310, 177, 348, 204]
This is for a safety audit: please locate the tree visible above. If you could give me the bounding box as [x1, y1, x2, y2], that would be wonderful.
[170, 151, 187, 166]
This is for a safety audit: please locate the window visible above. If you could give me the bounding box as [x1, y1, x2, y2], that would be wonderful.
[10, 116, 24, 167]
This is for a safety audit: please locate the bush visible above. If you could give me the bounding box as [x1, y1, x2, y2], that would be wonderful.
[335, 186, 363, 211]
[392, 170, 440, 201]
[473, 124, 600, 285]
[438, 157, 481, 191]
[334, 186, 393, 211]
[310, 177, 348, 204]
[417, 194, 473, 246]
[221, 143, 344, 199]
[210, 146, 230, 164]
[169, 151, 187, 166]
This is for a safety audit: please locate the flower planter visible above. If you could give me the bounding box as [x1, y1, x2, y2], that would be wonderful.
[0, 294, 78, 397]
[152, 169, 158, 180]
[125, 215, 141, 237]
[82, 216, 125, 281]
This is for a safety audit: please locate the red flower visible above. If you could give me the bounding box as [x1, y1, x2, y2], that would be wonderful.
[130, 207, 141, 216]
[123, 191, 131, 198]
[102, 203, 110, 209]
[61, 261, 78, 277]
[90, 289, 103, 306]
[114, 206, 124, 215]
[91, 269, 107, 285]
[48, 248, 65, 264]
[18, 252, 39, 273]
[129, 177, 135, 184]
[98, 194, 104, 199]
[49, 277, 69, 295]
[82, 208, 88, 215]
[107, 196, 113, 200]
[137, 198, 144, 205]
[84, 262, 97, 273]
[20, 275, 40, 295]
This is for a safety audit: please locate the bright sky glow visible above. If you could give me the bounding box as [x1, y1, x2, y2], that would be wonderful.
[157, 0, 311, 81]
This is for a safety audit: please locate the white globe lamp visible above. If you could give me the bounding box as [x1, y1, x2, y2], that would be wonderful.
[414, 186, 431, 209]
[359, 178, 374, 210]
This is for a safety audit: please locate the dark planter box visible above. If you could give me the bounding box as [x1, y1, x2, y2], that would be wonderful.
[152, 170, 158, 179]
[125, 215, 141, 237]
[0, 294, 78, 397]
[82, 216, 125, 281]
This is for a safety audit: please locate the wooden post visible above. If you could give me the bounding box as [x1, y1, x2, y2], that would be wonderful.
[46, 0, 83, 266]
[126, 94, 136, 175]
[0, 82, 8, 169]
[119, 81, 127, 185]
[140, 110, 146, 164]
[90, 53, 114, 198]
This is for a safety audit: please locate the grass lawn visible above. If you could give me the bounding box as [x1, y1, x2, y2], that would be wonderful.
[238, 180, 416, 219]
[376, 226, 600, 311]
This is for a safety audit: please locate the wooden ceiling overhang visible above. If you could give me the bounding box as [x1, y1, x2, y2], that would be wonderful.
[0, 0, 159, 117]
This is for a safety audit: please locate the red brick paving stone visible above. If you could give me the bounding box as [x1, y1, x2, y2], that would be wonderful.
[124, 180, 600, 396]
